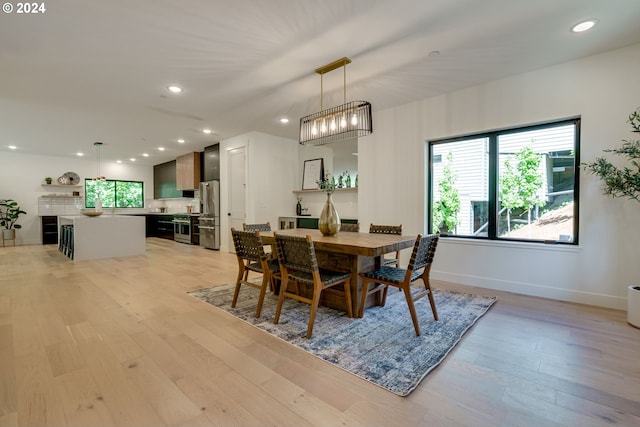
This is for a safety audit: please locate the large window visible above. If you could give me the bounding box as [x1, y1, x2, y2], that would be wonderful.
[85, 179, 144, 208]
[428, 118, 579, 244]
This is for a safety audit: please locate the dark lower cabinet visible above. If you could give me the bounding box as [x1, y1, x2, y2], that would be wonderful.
[296, 217, 358, 229]
[296, 217, 319, 229]
[41, 216, 58, 244]
[145, 215, 175, 240]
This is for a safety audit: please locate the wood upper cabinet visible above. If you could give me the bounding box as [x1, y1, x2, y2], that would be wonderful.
[176, 152, 201, 190]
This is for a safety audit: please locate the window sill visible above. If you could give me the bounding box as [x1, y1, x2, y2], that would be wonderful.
[439, 236, 580, 253]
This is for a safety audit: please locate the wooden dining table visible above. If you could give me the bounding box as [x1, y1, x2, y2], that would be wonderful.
[260, 228, 416, 316]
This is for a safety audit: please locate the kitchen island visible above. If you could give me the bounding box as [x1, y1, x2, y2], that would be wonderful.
[58, 215, 145, 261]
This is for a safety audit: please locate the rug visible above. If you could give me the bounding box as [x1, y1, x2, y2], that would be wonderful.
[188, 283, 496, 396]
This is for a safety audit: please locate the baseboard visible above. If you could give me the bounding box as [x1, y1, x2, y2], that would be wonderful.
[432, 270, 627, 311]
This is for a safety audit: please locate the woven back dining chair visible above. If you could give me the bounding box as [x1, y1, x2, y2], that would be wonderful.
[369, 223, 402, 267]
[340, 222, 360, 232]
[243, 222, 271, 232]
[358, 233, 439, 336]
[230, 228, 280, 318]
[273, 233, 353, 338]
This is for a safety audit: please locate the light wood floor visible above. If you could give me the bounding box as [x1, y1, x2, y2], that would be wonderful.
[1, 238, 639, 427]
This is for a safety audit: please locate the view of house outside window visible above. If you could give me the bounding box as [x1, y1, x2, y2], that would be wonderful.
[429, 119, 579, 244]
[85, 179, 144, 208]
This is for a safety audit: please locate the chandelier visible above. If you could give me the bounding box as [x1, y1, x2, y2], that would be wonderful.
[92, 141, 106, 181]
[299, 57, 372, 146]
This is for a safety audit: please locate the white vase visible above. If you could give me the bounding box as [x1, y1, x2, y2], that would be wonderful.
[2, 229, 15, 241]
[318, 192, 340, 236]
[628, 285, 640, 328]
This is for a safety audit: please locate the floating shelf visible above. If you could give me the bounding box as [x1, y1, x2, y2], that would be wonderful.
[41, 184, 82, 188]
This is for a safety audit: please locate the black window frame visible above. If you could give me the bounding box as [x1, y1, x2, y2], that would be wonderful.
[428, 117, 580, 245]
[84, 179, 145, 209]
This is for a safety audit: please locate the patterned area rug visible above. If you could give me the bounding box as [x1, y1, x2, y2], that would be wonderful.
[188, 283, 496, 396]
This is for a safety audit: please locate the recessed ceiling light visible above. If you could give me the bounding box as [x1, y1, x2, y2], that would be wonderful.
[280, 118, 289, 124]
[77, 152, 84, 156]
[8, 145, 17, 150]
[167, 85, 183, 93]
[158, 147, 165, 151]
[203, 129, 212, 134]
[572, 19, 597, 33]
[116, 160, 122, 164]
[130, 158, 136, 162]
[142, 153, 149, 157]
[177, 138, 185, 143]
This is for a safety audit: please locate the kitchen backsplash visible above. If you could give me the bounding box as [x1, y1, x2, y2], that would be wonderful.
[147, 197, 200, 214]
[38, 196, 83, 216]
[38, 196, 199, 215]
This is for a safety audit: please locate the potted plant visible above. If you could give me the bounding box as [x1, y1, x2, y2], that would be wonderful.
[0, 199, 27, 242]
[583, 107, 640, 327]
[44, 177, 53, 184]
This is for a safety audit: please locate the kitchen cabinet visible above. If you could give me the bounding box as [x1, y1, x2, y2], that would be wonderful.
[41, 215, 58, 244]
[145, 214, 174, 240]
[297, 217, 319, 229]
[203, 144, 220, 181]
[153, 160, 195, 199]
[279, 216, 358, 230]
[279, 216, 296, 230]
[176, 152, 201, 190]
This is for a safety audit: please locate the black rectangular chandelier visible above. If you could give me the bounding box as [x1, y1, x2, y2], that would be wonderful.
[299, 57, 373, 146]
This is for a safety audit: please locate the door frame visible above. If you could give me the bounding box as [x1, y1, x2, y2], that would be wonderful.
[225, 145, 248, 252]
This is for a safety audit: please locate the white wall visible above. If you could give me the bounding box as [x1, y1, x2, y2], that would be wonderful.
[358, 42, 640, 310]
[219, 131, 298, 252]
[0, 152, 154, 245]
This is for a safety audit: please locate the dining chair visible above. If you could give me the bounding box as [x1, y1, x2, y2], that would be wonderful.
[358, 233, 439, 336]
[369, 223, 403, 267]
[340, 222, 360, 232]
[243, 222, 271, 232]
[230, 228, 280, 318]
[273, 233, 353, 338]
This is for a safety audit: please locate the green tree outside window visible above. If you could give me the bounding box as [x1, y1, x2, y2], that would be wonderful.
[433, 152, 460, 233]
[85, 179, 143, 208]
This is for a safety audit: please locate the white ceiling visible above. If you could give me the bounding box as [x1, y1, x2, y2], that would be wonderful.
[2, 0, 640, 166]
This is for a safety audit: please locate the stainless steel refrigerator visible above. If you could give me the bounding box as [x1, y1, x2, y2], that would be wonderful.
[199, 180, 220, 250]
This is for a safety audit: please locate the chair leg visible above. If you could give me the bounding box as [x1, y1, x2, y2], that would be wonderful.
[231, 268, 245, 308]
[255, 273, 270, 318]
[306, 286, 322, 339]
[273, 276, 289, 325]
[359, 279, 388, 318]
[402, 285, 422, 336]
[425, 280, 438, 321]
[380, 284, 390, 307]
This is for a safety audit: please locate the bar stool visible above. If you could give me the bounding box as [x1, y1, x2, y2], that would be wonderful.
[59, 225, 74, 259]
[66, 226, 74, 259]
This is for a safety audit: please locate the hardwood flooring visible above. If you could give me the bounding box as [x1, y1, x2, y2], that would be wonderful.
[1, 238, 639, 426]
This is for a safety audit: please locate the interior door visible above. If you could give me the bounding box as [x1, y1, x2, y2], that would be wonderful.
[228, 146, 247, 251]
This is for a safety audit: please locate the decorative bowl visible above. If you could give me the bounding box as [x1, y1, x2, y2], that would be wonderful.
[81, 209, 103, 217]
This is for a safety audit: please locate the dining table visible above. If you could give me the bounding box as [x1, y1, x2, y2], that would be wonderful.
[260, 228, 416, 316]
